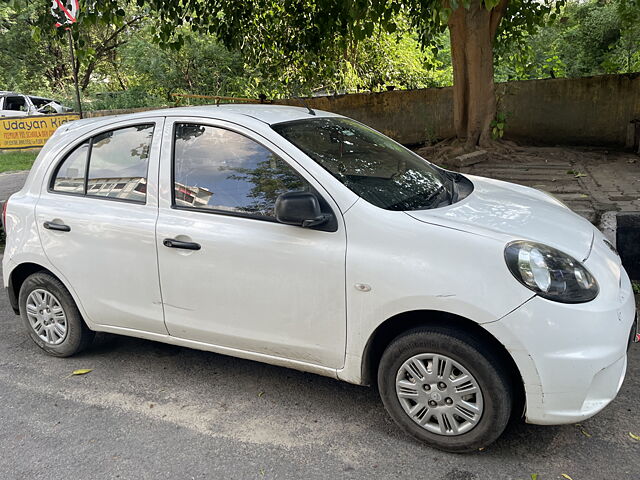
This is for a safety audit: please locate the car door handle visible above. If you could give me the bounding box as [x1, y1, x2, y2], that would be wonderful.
[43, 221, 71, 232]
[163, 238, 201, 251]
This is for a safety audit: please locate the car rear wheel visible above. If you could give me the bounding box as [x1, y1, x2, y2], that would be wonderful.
[18, 272, 94, 357]
[378, 326, 513, 452]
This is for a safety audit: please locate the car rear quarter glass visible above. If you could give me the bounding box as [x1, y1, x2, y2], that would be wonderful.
[52, 141, 90, 194]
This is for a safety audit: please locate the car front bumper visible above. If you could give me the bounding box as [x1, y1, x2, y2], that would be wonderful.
[483, 267, 636, 425]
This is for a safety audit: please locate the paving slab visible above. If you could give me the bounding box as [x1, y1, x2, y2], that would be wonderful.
[416, 145, 640, 224]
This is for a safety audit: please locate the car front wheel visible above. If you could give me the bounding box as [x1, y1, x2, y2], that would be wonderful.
[18, 272, 94, 357]
[378, 326, 513, 452]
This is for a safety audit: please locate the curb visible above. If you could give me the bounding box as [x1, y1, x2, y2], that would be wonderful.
[599, 211, 640, 280]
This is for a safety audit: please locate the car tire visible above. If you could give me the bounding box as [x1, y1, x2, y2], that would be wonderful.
[378, 326, 513, 452]
[18, 272, 94, 357]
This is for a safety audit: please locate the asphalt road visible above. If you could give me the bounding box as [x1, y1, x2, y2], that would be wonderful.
[0, 282, 638, 480]
[0, 171, 29, 203]
[0, 171, 638, 479]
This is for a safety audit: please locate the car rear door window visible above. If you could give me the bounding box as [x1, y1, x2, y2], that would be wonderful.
[173, 123, 309, 219]
[51, 141, 90, 194]
[86, 124, 154, 202]
[50, 124, 154, 202]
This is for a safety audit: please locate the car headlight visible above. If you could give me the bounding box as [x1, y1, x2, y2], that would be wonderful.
[504, 241, 598, 303]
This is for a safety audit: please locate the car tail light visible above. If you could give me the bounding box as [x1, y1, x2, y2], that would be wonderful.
[2, 201, 7, 229]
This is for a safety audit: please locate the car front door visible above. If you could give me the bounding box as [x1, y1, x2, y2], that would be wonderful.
[36, 118, 167, 334]
[155, 118, 347, 369]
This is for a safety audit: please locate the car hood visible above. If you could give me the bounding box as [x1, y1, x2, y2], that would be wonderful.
[405, 175, 595, 260]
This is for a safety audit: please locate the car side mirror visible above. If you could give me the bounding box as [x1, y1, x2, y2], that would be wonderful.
[275, 191, 332, 228]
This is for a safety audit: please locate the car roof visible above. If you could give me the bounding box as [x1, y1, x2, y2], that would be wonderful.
[28, 95, 55, 101]
[0, 91, 53, 100]
[60, 104, 342, 133]
[187, 104, 342, 124]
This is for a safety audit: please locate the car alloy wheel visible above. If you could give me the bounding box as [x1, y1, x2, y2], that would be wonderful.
[25, 288, 68, 345]
[378, 327, 513, 452]
[395, 353, 484, 436]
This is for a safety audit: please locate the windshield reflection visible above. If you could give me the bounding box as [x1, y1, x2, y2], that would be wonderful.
[273, 118, 449, 211]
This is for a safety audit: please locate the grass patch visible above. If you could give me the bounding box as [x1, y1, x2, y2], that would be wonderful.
[0, 150, 38, 173]
[632, 280, 640, 294]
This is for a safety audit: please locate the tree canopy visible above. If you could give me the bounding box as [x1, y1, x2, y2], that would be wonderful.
[0, 0, 637, 140]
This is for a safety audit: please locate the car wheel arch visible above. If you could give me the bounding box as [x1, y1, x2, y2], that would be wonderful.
[7, 262, 52, 313]
[360, 309, 525, 417]
[8, 263, 81, 316]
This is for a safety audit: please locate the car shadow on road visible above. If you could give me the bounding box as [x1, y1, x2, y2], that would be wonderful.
[85, 332, 571, 459]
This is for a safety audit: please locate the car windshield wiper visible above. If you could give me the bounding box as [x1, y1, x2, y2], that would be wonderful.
[388, 184, 447, 211]
[448, 172, 459, 204]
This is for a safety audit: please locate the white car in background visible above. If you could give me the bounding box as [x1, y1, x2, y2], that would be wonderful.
[0, 91, 70, 117]
[2, 105, 637, 452]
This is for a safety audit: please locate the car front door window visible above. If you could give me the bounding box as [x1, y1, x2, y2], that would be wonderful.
[173, 123, 310, 219]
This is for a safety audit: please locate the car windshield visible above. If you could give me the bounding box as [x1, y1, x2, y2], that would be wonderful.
[273, 117, 450, 211]
[30, 97, 53, 108]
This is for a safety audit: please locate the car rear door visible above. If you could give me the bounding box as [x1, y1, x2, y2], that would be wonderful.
[35, 118, 167, 334]
[155, 117, 347, 369]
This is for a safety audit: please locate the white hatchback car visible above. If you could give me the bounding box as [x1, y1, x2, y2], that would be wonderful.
[2, 105, 637, 452]
[0, 91, 70, 117]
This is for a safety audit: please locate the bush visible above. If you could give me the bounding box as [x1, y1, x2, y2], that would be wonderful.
[84, 87, 167, 111]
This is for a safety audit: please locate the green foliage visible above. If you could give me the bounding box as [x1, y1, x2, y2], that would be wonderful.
[86, 87, 166, 111]
[2, 0, 145, 97]
[279, 20, 453, 94]
[496, 0, 640, 81]
[9, 0, 454, 105]
[191, 1, 554, 65]
[0, 2, 69, 92]
[0, 151, 38, 173]
[13, 0, 564, 97]
[490, 112, 507, 140]
[3, 0, 637, 114]
[107, 1, 557, 100]
[336, 27, 453, 91]
[118, 27, 254, 98]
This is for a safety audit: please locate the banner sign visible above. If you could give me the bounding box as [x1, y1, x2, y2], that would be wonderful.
[0, 114, 80, 149]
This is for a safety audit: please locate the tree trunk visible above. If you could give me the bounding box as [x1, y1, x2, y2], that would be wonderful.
[80, 59, 96, 91]
[448, 0, 508, 148]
